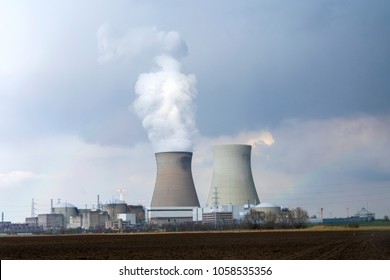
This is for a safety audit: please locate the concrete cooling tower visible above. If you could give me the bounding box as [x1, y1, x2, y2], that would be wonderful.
[151, 151, 200, 207]
[206, 144, 260, 206]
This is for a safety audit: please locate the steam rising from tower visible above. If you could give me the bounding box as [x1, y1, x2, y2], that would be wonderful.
[97, 25, 197, 152]
[131, 30, 197, 152]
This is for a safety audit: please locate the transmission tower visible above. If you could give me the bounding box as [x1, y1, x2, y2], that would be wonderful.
[31, 198, 37, 217]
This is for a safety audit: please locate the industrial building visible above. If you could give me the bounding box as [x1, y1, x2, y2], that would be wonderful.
[103, 202, 128, 222]
[52, 202, 79, 226]
[352, 207, 375, 221]
[1, 213, 42, 234]
[193, 203, 282, 225]
[25, 217, 38, 227]
[193, 204, 248, 224]
[146, 206, 196, 225]
[22, 199, 146, 231]
[38, 213, 64, 229]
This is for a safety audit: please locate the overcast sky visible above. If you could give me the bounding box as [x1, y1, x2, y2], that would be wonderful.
[1, 0, 389, 222]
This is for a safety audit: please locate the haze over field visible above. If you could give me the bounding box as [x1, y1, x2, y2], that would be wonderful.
[1, 0, 390, 222]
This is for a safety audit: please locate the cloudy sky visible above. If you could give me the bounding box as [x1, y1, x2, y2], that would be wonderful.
[1, 0, 389, 222]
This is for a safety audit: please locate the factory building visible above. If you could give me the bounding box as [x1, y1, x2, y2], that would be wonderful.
[103, 201, 128, 222]
[146, 206, 196, 225]
[52, 202, 79, 226]
[352, 207, 375, 221]
[193, 204, 250, 224]
[127, 205, 145, 224]
[81, 209, 110, 229]
[38, 214, 64, 229]
[117, 213, 136, 225]
[26, 199, 145, 230]
[68, 215, 82, 229]
[25, 217, 38, 227]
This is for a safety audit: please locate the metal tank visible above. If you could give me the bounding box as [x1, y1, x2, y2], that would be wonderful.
[253, 202, 281, 215]
[151, 151, 200, 207]
[206, 144, 260, 206]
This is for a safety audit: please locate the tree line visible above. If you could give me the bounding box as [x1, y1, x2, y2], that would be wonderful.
[243, 207, 309, 229]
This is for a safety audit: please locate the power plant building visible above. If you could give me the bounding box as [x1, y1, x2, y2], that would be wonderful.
[38, 214, 64, 229]
[81, 209, 110, 229]
[52, 202, 79, 226]
[193, 204, 250, 224]
[103, 202, 128, 222]
[29, 199, 145, 230]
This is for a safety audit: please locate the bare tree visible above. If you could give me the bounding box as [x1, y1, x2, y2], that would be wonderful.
[290, 207, 309, 228]
[243, 209, 264, 229]
[244, 207, 309, 230]
[276, 211, 290, 228]
[263, 211, 277, 229]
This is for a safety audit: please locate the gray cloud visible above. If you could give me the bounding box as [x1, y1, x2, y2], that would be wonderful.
[252, 115, 390, 217]
[0, 0, 389, 222]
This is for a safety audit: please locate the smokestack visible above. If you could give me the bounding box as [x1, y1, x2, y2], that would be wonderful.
[206, 144, 260, 206]
[151, 151, 200, 207]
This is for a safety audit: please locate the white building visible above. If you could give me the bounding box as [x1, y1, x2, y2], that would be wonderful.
[146, 206, 196, 225]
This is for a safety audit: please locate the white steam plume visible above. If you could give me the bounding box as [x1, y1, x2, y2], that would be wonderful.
[97, 24, 188, 63]
[133, 54, 197, 152]
[97, 25, 198, 152]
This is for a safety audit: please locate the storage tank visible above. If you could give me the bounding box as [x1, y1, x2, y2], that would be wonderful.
[253, 202, 281, 215]
[151, 151, 200, 207]
[206, 144, 260, 206]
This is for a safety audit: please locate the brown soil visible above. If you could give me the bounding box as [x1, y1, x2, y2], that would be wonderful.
[0, 229, 389, 260]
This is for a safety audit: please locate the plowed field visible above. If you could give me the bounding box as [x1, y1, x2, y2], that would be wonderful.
[1, 229, 389, 259]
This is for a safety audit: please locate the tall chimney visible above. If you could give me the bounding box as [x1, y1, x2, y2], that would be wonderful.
[151, 151, 200, 207]
[206, 144, 260, 206]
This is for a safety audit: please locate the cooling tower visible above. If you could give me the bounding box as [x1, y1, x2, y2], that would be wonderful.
[151, 151, 200, 207]
[206, 144, 260, 206]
